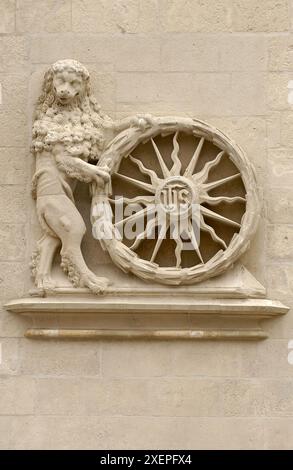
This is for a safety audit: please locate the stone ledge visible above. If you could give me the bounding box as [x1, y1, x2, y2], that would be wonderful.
[5, 296, 288, 318]
[5, 295, 289, 340]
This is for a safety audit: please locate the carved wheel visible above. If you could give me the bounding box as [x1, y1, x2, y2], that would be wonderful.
[92, 117, 260, 285]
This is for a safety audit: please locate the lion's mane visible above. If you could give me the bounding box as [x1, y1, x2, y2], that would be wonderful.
[32, 59, 112, 161]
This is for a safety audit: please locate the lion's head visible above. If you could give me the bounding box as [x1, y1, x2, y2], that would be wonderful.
[36, 59, 95, 113]
[32, 60, 110, 160]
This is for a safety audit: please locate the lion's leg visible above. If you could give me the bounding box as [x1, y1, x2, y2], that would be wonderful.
[43, 195, 110, 294]
[33, 234, 61, 290]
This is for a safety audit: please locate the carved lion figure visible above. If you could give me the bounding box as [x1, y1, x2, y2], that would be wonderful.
[31, 59, 152, 293]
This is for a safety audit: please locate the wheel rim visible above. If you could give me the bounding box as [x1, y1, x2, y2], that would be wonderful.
[92, 117, 260, 285]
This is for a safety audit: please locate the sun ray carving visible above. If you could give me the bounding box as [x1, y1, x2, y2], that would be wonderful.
[169, 131, 182, 176]
[151, 138, 170, 178]
[184, 137, 205, 178]
[129, 155, 161, 187]
[193, 150, 225, 183]
[110, 129, 246, 271]
[115, 172, 156, 194]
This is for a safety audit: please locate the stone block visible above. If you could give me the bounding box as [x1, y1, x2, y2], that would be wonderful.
[268, 35, 293, 71]
[101, 341, 241, 378]
[267, 224, 293, 261]
[161, 34, 219, 72]
[2, 416, 265, 449]
[266, 264, 293, 300]
[35, 377, 223, 417]
[223, 379, 293, 417]
[0, 0, 15, 34]
[281, 112, 293, 146]
[20, 340, 100, 376]
[161, 0, 232, 33]
[240, 339, 293, 378]
[0, 148, 28, 186]
[267, 112, 281, 148]
[267, 188, 293, 224]
[0, 224, 26, 262]
[0, 376, 35, 415]
[267, 72, 293, 111]
[30, 34, 74, 64]
[16, 0, 71, 33]
[231, 0, 289, 32]
[218, 36, 267, 71]
[0, 186, 27, 225]
[0, 37, 29, 72]
[72, 0, 139, 33]
[264, 418, 293, 449]
[0, 338, 19, 376]
[230, 72, 266, 115]
[116, 72, 193, 104]
[0, 262, 27, 300]
[113, 35, 160, 72]
[208, 117, 266, 177]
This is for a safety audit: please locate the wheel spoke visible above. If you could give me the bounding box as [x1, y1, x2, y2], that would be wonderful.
[201, 206, 241, 228]
[169, 131, 182, 176]
[175, 237, 183, 268]
[184, 137, 205, 178]
[203, 172, 241, 191]
[202, 195, 246, 205]
[115, 173, 155, 194]
[200, 215, 227, 249]
[130, 216, 157, 250]
[114, 206, 156, 228]
[110, 195, 156, 205]
[129, 155, 160, 187]
[150, 220, 169, 263]
[188, 220, 204, 263]
[151, 138, 170, 178]
[193, 150, 225, 183]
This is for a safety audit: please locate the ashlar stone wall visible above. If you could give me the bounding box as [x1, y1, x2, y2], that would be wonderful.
[1, 0, 293, 449]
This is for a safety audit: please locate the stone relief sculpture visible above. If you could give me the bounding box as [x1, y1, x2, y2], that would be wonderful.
[30, 59, 152, 293]
[6, 58, 289, 341]
[92, 117, 260, 285]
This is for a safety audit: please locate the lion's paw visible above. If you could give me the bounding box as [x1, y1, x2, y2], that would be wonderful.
[35, 274, 57, 292]
[81, 272, 111, 294]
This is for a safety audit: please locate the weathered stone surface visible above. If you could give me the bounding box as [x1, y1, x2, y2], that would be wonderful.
[102, 341, 241, 378]
[0, 37, 29, 72]
[240, 340, 293, 378]
[0, 376, 35, 414]
[281, 112, 293, 147]
[0, 338, 19, 376]
[0, 148, 27, 186]
[20, 340, 100, 376]
[35, 377, 222, 417]
[161, 0, 232, 32]
[0, 0, 15, 33]
[231, 0, 289, 32]
[267, 225, 293, 261]
[267, 72, 293, 111]
[0, 224, 26, 262]
[30, 34, 74, 64]
[0, 262, 27, 300]
[0, 186, 27, 225]
[0, 416, 265, 449]
[72, 0, 139, 33]
[218, 36, 267, 71]
[16, 0, 71, 33]
[268, 35, 293, 71]
[223, 379, 293, 416]
[161, 35, 219, 72]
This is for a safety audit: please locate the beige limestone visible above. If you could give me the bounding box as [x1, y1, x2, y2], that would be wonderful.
[0, 0, 293, 451]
